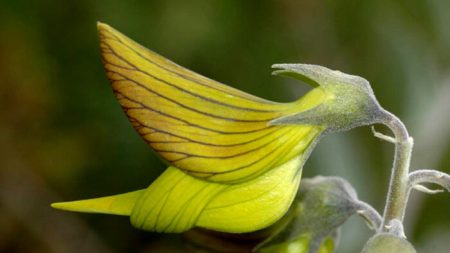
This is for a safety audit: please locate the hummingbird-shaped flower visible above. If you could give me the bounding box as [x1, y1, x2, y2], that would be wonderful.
[52, 23, 383, 233]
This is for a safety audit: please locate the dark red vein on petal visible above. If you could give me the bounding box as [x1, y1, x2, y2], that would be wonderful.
[100, 39, 278, 113]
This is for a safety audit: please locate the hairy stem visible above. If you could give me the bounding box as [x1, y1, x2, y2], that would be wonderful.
[355, 200, 383, 231]
[378, 109, 414, 234]
[409, 169, 450, 193]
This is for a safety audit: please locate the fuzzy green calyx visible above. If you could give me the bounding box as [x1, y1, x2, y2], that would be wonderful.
[361, 233, 416, 253]
[270, 64, 383, 133]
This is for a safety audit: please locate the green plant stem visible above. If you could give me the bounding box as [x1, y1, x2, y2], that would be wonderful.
[355, 200, 382, 231]
[408, 169, 450, 193]
[379, 109, 413, 234]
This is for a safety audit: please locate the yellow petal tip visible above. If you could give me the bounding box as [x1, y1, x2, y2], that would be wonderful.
[51, 190, 145, 216]
[96, 21, 108, 30]
[50, 202, 65, 209]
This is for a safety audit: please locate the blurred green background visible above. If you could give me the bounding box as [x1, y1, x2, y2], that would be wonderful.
[1, 0, 449, 252]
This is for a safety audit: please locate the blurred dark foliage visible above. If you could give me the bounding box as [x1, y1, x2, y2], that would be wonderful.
[0, 1, 449, 252]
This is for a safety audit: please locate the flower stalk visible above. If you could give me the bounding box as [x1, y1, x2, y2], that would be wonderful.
[378, 109, 413, 235]
[355, 200, 382, 231]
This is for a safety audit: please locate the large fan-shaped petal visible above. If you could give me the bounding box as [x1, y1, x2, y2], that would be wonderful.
[98, 23, 325, 182]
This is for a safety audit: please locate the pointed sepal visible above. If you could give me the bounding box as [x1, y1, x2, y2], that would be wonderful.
[271, 64, 384, 133]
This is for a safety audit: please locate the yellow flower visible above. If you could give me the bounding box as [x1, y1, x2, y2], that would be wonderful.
[52, 23, 332, 233]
